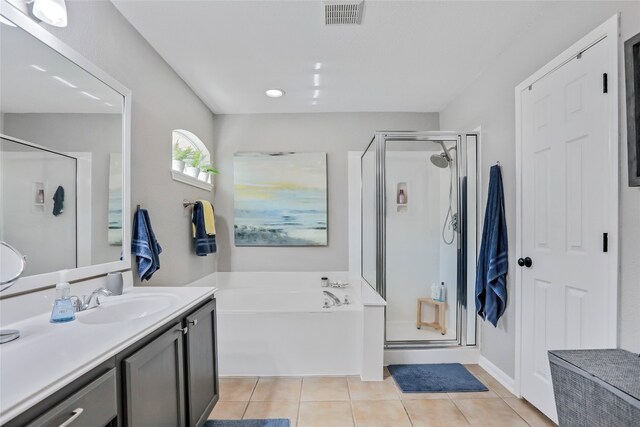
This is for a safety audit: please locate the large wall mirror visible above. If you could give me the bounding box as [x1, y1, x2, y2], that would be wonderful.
[0, 4, 131, 296]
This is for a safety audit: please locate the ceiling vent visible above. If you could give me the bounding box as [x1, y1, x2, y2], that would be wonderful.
[324, 1, 364, 25]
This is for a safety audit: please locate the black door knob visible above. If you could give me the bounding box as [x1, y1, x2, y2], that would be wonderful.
[517, 257, 533, 268]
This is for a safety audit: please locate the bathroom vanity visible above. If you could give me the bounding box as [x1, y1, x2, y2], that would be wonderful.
[0, 4, 219, 426]
[0, 287, 218, 427]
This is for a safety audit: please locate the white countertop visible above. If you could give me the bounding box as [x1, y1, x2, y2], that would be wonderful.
[0, 286, 217, 424]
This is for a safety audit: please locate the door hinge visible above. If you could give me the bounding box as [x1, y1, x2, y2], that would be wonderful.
[603, 233, 609, 253]
[603, 73, 608, 93]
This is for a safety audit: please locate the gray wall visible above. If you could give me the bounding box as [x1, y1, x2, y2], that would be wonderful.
[37, 0, 218, 286]
[213, 112, 439, 272]
[440, 1, 640, 377]
[3, 113, 122, 265]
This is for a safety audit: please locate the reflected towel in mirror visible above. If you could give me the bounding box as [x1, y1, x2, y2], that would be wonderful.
[52, 185, 64, 216]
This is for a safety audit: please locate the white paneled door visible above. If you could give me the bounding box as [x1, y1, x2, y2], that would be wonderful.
[519, 33, 617, 421]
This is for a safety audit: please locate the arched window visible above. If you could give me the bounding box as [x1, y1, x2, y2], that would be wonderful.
[170, 129, 213, 191]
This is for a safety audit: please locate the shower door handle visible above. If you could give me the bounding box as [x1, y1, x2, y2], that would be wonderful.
[517, 257, 532, 268]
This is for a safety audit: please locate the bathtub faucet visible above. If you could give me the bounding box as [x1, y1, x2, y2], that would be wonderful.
[323, 290, 342, 306]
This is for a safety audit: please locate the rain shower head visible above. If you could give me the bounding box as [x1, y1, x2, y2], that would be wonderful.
[430, 142, 454, 168]
[430, 153, 450, 168]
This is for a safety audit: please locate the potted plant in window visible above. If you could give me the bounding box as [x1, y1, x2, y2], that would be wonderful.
[198, 165, 219, 184]
[184, 149, 202, 178]
[172, 143, 193, 172]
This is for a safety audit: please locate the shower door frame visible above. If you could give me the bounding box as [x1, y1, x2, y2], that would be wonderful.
[362, 131, 478, 349]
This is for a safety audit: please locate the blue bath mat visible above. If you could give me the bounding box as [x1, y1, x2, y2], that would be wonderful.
[205, 420, 289, 427]
[388, 363, 488, 393]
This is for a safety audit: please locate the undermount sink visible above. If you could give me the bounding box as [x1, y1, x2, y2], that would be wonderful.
[76, 294, 177, 325]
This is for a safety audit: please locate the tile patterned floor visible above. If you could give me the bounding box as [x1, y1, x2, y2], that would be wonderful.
[209, 365, 556, 427]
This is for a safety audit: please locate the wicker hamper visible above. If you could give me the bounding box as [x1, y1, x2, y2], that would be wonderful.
[548, 349, 640, 427]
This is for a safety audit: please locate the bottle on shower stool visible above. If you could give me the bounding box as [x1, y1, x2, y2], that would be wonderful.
[430, 283, 440, 300]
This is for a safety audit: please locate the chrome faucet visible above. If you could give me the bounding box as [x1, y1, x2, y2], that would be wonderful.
[323, 290, 342, 306]
[72, 288, 113, 312]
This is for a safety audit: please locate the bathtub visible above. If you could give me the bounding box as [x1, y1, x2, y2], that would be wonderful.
[215, 273, 363, 377]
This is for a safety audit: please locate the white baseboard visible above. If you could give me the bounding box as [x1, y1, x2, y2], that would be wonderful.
[478, 355, 518, 397]
[385, 347, 480, 365]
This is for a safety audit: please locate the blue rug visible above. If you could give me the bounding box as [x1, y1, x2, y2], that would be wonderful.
[388, 363, 488, 393]
[205, 420, 289, 427]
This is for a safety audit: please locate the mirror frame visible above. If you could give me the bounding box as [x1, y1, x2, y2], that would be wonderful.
[0, 2, 132, 297]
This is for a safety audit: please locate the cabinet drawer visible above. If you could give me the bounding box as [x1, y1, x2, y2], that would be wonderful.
[28, 369, 117, 427]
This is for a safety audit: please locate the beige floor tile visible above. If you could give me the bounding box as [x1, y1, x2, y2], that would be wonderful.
[453, 398, 528, 427]
[447, 390, 497, 399]
[301, 377, 350, 401]
[251, 377, 303, 401]
[404, 399, 471, 427]
[298, 401, 354, 427]
[387, 375, 450, 400]
[351, 400, 412, 427]
[475, 373, 516, 398]
[347, 376, 399, 401]
[219, 377, 258, 401]
[463, 364, 487, 376]
[504, 398, 557, 426]
[399, 391, 451, 400]
[244, 401, 299, 427]
[208, 401, 247, 420]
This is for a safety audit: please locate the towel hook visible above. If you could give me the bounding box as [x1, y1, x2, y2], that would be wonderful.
[183, 199, 195, 208]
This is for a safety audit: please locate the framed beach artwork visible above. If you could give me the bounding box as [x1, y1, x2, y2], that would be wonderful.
[234, 152, 328, 246]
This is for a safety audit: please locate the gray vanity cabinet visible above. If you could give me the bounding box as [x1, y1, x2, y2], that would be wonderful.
[123, 322, 186, 427]
[5, 298, 218, 427]
[185, 300, 218, 427]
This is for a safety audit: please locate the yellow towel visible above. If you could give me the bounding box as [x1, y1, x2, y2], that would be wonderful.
[192, 200, 216, 237]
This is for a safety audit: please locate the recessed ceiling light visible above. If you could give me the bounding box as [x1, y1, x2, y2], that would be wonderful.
[52, 75, 76, 88]
[32, 0, 68, 28]
[265, 89, 285, 98]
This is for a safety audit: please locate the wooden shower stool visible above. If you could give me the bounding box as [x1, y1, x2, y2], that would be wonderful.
[416, 297, 446, 335]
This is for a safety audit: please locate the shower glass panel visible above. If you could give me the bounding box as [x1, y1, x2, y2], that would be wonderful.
[361, 141, 377, 287]
[385, 139, 459, 343]
[361, 131, 478, 348]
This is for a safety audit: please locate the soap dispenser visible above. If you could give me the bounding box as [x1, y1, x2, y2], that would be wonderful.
[50, 270, 75, 323]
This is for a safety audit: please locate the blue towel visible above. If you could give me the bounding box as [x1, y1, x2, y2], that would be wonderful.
[52, 186, 64, 216]
[131, 209, 162, 281]
[476, 165, 508, 326]
[192, 201, 216, 256]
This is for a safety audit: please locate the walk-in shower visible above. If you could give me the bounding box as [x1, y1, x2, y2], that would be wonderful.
[362, 131, 478, 348]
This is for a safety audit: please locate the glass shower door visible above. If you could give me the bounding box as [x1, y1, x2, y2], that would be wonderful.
[384, 139, 460, 344]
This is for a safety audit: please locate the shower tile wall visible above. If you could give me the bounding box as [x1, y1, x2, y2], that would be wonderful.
[385, 148, 458, 342]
